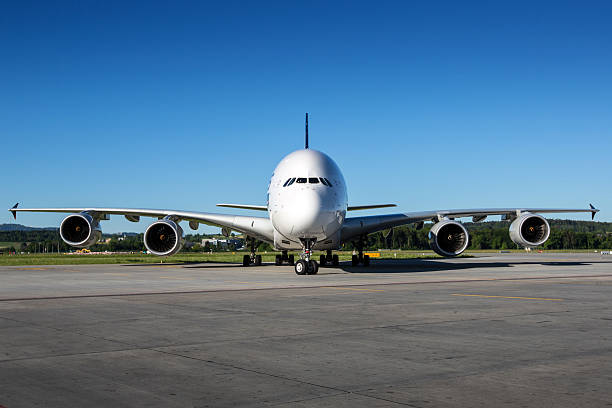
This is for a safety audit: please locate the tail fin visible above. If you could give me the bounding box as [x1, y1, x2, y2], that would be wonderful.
[305, 113, 309, 149]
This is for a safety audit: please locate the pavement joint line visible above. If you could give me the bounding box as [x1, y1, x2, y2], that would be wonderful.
[1, 273, 612, 302]
[325, 287, 385, 292]
[451, 294, 564, 301]
[148, 347, 419, 407]
[0, 308, 580, 356]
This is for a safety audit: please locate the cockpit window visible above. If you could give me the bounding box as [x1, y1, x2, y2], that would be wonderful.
[296, 178, 307, 183]
[324, 178, 332, 187]
[308, 177, 319, 184]
[319, 177, 328, 186]
[283, 178, 296, 187]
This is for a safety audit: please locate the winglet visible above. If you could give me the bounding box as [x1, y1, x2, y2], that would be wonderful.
[589, 203, 599, 220]
[9, 203, 18, 220]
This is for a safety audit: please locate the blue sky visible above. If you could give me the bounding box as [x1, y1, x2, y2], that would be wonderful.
[1, 1, 611, 233]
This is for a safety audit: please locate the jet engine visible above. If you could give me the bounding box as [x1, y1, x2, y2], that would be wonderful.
[60, 213, 102, 248]
[144, 219, 184, 256]
[509, 213, 550, 247]
[428, 220, 469, 257]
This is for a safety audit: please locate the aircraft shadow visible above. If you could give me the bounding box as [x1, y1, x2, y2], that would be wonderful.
[332, 259, 594, 274]
[120, 258, 597, 273]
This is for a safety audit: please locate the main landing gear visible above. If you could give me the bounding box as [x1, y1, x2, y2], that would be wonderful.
[351, 237, 370, 267]
[242, 237, 262, 266]
[319, 250, 339, 267]
[295, 239, 319, 275]
[275, 251, 295, 266]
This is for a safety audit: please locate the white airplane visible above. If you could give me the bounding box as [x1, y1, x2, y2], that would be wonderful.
[9, 114, 599, 275]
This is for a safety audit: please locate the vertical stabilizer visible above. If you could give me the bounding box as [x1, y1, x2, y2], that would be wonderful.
[305, 113, 309, 149]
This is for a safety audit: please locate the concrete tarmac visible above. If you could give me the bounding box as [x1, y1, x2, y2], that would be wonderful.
[1, 252, 611, 407]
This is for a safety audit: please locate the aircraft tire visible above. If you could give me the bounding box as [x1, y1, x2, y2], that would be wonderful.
[319, 254, 327, 266]
[242, 255, 250, 267]
[255, 254, 262, 266]
[363, 255, 370, 267]
[351, 255, 359, 266]
[288, 255, 295, 265]
[308, 260, 319, 275]
[332, 254, 339, 266]
[275, 255, 282, 266]
[295, 259, 307, 275]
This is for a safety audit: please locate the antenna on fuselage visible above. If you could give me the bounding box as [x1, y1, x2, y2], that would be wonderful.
[305, 112, 309, 149]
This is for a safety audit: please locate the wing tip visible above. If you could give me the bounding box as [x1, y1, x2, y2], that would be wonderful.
[589, 203, 599, 220]
[9, 202, 18, 219]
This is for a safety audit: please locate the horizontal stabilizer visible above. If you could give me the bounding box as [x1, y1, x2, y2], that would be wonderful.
[216, 203, 268, 211]
[347, 204, 397, 211]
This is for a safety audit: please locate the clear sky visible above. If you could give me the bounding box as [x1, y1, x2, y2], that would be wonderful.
[1, 1, 611, 233]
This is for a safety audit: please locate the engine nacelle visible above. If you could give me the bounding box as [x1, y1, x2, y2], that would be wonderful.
[428, 220, 469, 257]
[60, 213, 102, 248]
[509, 213, 550, 247]
[144, 219, 184, 256]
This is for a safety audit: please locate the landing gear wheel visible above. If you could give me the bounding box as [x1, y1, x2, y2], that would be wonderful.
[307, 260, 319, 275]
[288, 255, 295, 265]
[254, 254, 262, 266]
[351, 255, 359, 266]
[275, 255, 282, 266]
[319, 254, 327, 267]
[332, 254, 339, 266]
[363, 254, 370, 267]
[295, 259, 307, 275]
[242, 255, 250, 266]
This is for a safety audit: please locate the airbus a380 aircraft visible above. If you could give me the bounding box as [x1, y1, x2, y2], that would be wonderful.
[9, 115, 599, 275]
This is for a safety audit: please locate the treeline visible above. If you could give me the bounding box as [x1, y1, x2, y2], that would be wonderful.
[353, 220, 612, 251]
[1, 220, 611, 253]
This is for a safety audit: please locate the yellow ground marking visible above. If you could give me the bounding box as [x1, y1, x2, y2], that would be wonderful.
[364, 252, 380, 258]
[452, 294, 563, 301]
[326, 287, 385, 292]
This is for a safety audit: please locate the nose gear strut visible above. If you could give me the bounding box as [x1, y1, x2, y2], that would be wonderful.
[295, 238, 319, 275]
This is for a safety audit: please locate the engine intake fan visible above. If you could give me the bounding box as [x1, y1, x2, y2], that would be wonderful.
[509, 213, 550, 247]
[428, 220, 469, 257]
[144, 219, 184, 256]
[60, 213, 102, 248]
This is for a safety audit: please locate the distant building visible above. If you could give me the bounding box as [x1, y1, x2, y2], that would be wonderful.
[202, 238, 243, 249]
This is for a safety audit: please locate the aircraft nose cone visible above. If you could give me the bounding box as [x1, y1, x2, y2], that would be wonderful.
[289, 190, 323, 235]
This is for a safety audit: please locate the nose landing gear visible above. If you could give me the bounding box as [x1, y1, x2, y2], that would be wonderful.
[295, 239, 318, 275]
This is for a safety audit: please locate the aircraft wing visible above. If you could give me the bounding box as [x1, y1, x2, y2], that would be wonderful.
[8, 205, 275, 243]
[340, 205, 599, 241]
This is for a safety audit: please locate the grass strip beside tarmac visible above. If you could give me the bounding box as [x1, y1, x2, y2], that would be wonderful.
[0, 250, 454, 266]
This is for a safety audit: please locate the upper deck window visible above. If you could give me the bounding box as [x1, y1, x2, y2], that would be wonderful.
[296, 178, 307, 184]
[308, 177, 319, 184]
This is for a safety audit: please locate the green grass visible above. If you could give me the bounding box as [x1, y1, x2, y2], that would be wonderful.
[0, 242, 21, 249]
[1, 248, 605, 266]
[0, 250, 456, 266]
[5, 248, 604, 267]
